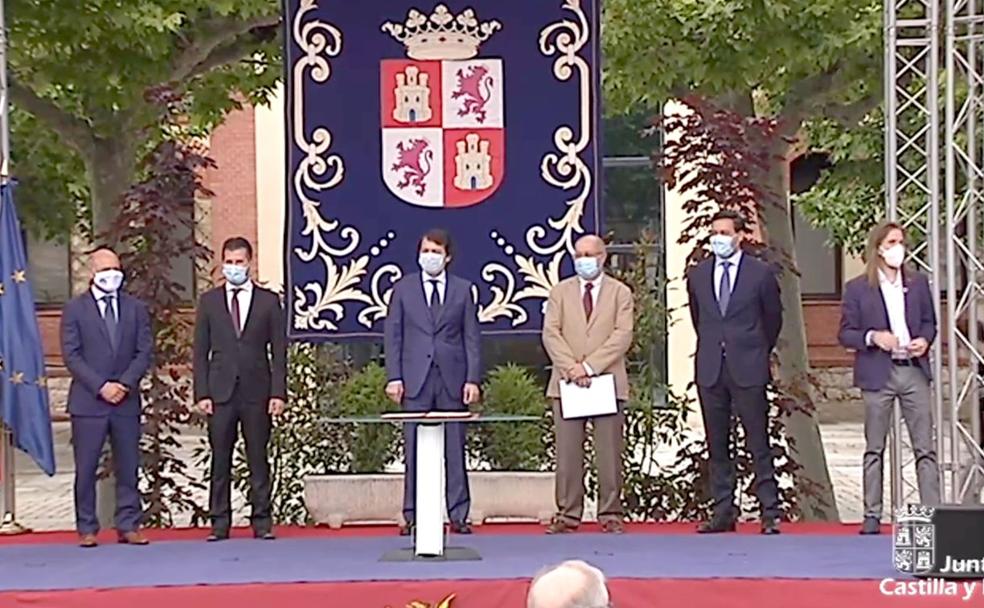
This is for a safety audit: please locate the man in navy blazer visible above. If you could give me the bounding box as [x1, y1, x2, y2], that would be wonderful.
[60, 247, 153, 547]
[384, 228, 481, 536]
[838, 220, 940, 535]
[686, 210, 783, 535]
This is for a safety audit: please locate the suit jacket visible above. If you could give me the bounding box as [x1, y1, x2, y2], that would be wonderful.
[60, 291, 153, 417]
[838, 270, 936, 391]
[686, 254, 782, 388]
[383, 272, 481, 400]
[192, 285, 287, 404]
[542, 274, 634, 400]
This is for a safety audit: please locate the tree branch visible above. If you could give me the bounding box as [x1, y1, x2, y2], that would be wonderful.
[818, 85, 883, 127]
[169, 14, 281, 84]
[177, 34, 270, 88]
[8, 79, 96, 157]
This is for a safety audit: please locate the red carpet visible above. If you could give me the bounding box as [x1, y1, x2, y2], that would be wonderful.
[0, 579, 965, 608]
[0, 521, 884, 546]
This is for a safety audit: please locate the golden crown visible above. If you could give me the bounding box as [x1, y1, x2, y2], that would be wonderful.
[382, 4, 501, 61]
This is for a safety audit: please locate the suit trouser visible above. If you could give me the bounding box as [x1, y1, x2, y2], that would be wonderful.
[208, 383, 272, 532]
[551, 399, 625, 525]
[861, 365, 941, 519]
[697, 362, 780, 520]
[402, 365, 470, 525]
[71, 414, 142, 534]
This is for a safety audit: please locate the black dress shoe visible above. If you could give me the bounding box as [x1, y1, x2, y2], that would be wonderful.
[697, 518, 737, 534]
[450, 521, 472, 534]
[206, 530, 229, 542]
[399, 523, 414, 536]
[859, 516, 881, 535]
[254, 530, 276, 540]
[761, 518, 781, 535]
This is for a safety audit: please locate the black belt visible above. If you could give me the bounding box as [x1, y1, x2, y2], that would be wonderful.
[893, 358, 917, 367]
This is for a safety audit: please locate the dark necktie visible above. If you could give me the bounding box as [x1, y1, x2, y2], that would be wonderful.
[231, 288, 243, 337]
[583, 282, 594, 320]
[102, 295, 119, 350]
[428, 280, 441, 317]
[718, 261, 732, 315]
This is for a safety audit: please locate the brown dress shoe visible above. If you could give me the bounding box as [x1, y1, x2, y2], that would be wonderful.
[118, 530, 150, 545]
[602, 520, 625, 534]
[79, 534, 98, 548]
[545, 517, 578, 535]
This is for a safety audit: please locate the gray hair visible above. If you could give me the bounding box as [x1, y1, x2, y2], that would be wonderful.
[527, 560, 610, 608]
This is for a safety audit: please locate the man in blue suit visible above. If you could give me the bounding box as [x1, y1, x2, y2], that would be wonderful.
[839, 220, 940, 535]
[384, 228, 481, 536]
[686, 209, 783, 535]
[60, 247, 153, 547]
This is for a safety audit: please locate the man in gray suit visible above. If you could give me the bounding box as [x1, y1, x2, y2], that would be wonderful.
[384, 228, 482, 536]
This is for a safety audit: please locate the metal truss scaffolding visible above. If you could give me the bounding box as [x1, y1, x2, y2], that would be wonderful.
[885, 0, 984, 514]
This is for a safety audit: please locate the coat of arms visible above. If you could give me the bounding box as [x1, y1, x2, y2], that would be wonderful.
[380, 4, 505, 208]
[894, 504, 936, 574]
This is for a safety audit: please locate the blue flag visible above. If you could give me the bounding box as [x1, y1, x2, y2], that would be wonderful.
[0, 183, 55, 476]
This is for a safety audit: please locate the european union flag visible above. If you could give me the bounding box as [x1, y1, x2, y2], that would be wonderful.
[0, 183, 55, 476]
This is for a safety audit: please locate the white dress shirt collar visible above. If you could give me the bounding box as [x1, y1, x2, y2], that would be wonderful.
[578, 273, 603, 291]
[421, 270, 446, 285]
[716, 250, 743, 268]
[225, 279, 254, 295]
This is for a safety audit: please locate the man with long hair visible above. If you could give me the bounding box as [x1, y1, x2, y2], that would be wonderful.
[839, 221, 941, 535]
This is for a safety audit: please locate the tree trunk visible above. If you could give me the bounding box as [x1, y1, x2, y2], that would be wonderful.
[87, 138, 137, 236]
[758, 142, 841, 521]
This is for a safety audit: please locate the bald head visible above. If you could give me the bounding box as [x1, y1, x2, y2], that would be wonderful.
[527, 560, 610, 608]
[573, 234, 606, 281]
[90, 248, 121, 275]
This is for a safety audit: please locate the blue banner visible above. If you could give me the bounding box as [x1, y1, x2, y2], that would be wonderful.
[0, 184, 55, 476]
[284, 0, 603, 340]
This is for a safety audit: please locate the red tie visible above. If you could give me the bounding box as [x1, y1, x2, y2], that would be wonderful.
[583, 282, 593, 320]
[231, 288, 242, 337]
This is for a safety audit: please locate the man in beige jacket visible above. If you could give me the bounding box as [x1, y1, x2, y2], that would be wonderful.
[541, 234, 634, 534]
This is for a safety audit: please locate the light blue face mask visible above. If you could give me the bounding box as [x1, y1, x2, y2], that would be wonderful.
[222, 264, 249, 286]
[419, 252, 446, 276]
[574, 256, 600, 280]
[709, 234, 737, 258]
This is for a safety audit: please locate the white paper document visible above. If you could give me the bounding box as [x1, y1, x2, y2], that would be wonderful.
[559, 373, 618, 419]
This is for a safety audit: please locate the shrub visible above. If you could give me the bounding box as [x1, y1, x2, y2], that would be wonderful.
[470, 363, 553, 471]
[334, 361, 402, 473]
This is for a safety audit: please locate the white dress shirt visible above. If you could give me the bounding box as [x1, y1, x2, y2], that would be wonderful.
[578, 273, 603, 309]
[422, 271, 447, 306]
[225, 280, 254, 333]
[91, 285, 120, 319]
[713, 251, 742, 301]
[871, 269, 912, 359]
[577, 274, 603, 375]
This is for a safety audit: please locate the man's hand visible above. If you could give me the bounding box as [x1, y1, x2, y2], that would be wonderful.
[99, 382, 126, 405]
[385, 380, 404, 405]
[463, 382, 480, 406]
[197, 398, 214, 415]
[872, 331, 899, 352]
[574, 375, 592, 388]
[908, 337, 930, 358]
[568, 363, 589, 380]
[268, 398, 285, 417]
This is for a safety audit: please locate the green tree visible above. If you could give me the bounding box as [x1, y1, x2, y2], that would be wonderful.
[7, 0, 281, 235]
[604, 0, 885, 520]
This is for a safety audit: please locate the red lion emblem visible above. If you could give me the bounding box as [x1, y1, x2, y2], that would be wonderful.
[391, 138, 433, 196]
[451, 65, 493, 123]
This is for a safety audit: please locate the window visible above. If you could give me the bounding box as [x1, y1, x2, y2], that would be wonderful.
[790, 153, 841, 298]
[24, 231, 71, 305]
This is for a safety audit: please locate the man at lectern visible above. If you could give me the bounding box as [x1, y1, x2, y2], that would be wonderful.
[384, 228, 482, 536]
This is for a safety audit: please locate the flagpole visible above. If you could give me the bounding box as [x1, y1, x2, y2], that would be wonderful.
[0, 0, 30, 536]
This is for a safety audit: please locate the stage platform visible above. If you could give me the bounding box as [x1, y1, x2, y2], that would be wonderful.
[0, 523, 965, 608]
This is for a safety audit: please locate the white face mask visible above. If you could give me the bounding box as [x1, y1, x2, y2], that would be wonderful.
[881, 243, 905, 269]
[93, 269, 124, 293]
[419, 252, 446, 276]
